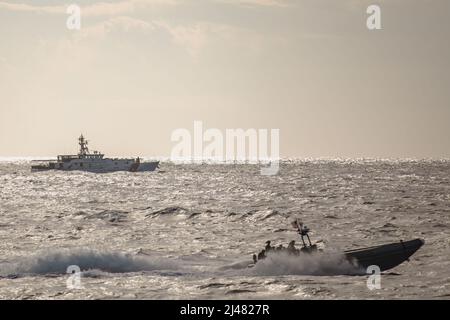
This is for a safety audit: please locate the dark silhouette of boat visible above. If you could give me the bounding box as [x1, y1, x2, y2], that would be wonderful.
[344, 238, 424, 271]
[252, 220, 425, 272]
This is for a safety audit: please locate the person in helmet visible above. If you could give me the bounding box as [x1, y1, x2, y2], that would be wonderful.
[287, 240, 298, 255]
[257, 249, 266, 260]
[265, 240, 273, 252]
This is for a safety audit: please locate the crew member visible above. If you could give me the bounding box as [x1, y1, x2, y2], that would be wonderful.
[287, 240, 297, 254]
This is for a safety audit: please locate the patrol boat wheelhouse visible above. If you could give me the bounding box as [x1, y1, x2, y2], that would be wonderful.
[31, 135, 159, 173]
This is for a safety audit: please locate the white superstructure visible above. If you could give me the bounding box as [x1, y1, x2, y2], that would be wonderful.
[31, 135, 159, 173]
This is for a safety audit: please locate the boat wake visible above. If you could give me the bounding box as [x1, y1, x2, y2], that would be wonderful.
[1, 249, 369, 279]
[0, 249, 183, 277]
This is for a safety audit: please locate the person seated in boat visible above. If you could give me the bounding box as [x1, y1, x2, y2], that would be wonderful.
[276, 244, 284, 252]
[265, 240, 273, 252]
[257, 249, 266, 260]
[287, 240, 298, 255]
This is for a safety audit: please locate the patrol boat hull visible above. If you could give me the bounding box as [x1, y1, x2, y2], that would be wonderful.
[31, 135, 159, 173]
[344, 238, 424, 272]
[32, 159, 159, 173]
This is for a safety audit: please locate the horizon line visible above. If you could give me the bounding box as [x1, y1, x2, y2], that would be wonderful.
[0, 156, 449, 163]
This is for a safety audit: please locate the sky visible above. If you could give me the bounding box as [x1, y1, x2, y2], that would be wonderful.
[0, 0, 449, 158]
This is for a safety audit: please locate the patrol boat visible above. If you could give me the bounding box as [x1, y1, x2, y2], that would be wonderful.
[31, 135, 159, 173]
[252, 220, 424, 272]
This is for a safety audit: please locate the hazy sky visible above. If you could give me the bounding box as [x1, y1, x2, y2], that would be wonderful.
[1, 0, 449, 158]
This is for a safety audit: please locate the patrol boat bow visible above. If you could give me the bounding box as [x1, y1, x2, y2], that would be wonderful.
[252, 220, 424, 272]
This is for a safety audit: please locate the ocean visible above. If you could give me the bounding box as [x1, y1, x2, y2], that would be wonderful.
[0, 159, 449, 299]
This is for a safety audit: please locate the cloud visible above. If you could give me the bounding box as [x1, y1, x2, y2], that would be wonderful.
[0, 0, 290, 16]
[76, 16, 154, 39]
[83, 0, 178, 16]
[0, 2, 64, 14]
[154, 21, 265, 57]
[0, 0, 178, 17]
[44, 15, 156, 71]
[58, 14, 259, 59]
[154, 21, 212, 57]
[0, 0, 278, 58]
[68, 16, 230, 57]
[215, 0, 291, 8]
[55, 15, 205, 58]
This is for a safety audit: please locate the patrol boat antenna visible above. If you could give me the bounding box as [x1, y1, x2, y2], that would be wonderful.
[78, 134, 89, 156]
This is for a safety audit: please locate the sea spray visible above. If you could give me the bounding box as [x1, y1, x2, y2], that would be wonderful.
[244, 251, 364, 276]
[0, 248, 182, 276]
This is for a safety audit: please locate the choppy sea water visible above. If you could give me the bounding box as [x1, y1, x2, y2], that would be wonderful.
[0, 159, 449, 299]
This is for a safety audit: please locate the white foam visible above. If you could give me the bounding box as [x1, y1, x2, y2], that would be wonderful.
[1, 249, 181, 276]
[244, 251, 364, 276]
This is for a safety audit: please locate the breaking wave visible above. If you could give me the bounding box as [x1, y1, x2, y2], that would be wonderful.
[145, 206, 190, 217]
[1, 249, 182, 277]
[1, 249, 365, 279]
